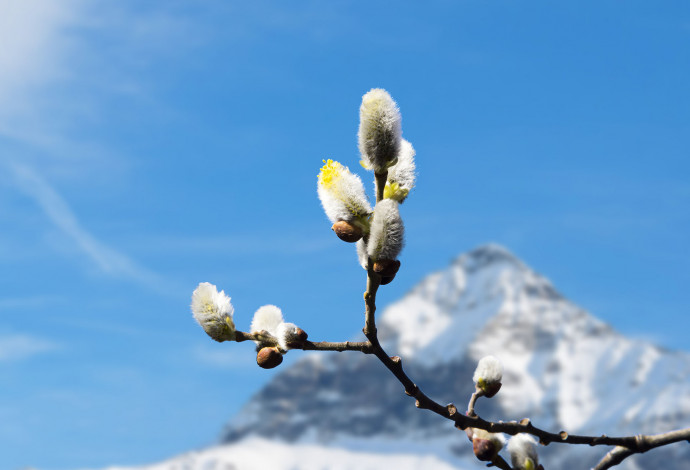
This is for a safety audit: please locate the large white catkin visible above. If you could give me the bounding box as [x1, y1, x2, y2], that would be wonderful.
[367, 199, 404, 261]
[191, 282, 235, 341]
[358, 89, 402, 172]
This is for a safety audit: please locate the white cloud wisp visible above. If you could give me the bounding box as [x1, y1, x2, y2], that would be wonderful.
[7, 162, 166, 291]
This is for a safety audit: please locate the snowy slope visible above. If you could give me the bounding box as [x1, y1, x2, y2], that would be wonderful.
[108, 244, 690, 470]
[102, 438, 464, 470]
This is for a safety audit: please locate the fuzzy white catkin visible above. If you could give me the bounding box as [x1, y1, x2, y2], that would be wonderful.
[473, 355, 503, 385]
[358, 88, 402, 173]
[276, 322, 300, 351]
[317, 159, 372, 224]
[367, 199, 404, 261]
[507, 434, 539, 470]
[250, 305, 284, 336]
[384, 139, 416, 203]
[191, 282, 235, 342]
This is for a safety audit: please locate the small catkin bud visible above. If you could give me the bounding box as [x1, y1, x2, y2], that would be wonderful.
[256, 347, 283, 369]
[471, 429, 506, 462]
[358, 88, 402, 173]
[384, 139, 416, 203]
[473, 355, 504, 398]
[276, 322, 309, 350]
[191, 282, 235, 342]
[332, 220, 363, 243]
[508, 434, 540, 470]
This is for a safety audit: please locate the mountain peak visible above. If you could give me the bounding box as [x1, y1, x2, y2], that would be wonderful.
[379, 244, 571, 361]
[454, 243, 524, 272]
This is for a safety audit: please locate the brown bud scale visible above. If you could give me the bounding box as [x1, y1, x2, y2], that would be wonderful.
[483, 382, 502, 398]
[257, 347, 283, 369]
[332, 220, 363, 243]
[472, 438, 497, 461]
[372, 259, 401, 276]
[380, 274, 396, 285]
[294, 328, 308, 342]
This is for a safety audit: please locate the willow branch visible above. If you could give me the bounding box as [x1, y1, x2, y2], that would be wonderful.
[300, 340, 374, 353]
[363, 270, 380, 337]
[592, 429, 690, 470]
[370, 336, 690, 450]
[356, 268, 690, 469]
[233, 331, 373, 353]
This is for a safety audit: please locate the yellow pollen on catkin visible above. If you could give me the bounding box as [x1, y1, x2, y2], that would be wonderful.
[319, 159, 343, 189]
[384, 181, 409, 201]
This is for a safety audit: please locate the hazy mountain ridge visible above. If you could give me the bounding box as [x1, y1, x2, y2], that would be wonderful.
[108, 244, 690, 470]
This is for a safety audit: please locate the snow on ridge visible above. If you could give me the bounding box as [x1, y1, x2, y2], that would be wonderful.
[379, 243, 576, 362]
[101, 437, 466, 470]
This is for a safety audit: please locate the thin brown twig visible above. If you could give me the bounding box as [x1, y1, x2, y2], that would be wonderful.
[234, 331, 374, 353]
[301, 340, 374, 353]
[467, 389, 485, 417]
[592, 429, 690, 470]
[374, 171, 387, 203]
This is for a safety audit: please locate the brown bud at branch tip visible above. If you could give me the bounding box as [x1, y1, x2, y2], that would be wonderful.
[331, 220, 363, 243]
[257, 347, 283, 369]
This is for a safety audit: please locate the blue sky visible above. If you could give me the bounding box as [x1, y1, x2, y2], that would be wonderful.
[1, 1, 688, 469]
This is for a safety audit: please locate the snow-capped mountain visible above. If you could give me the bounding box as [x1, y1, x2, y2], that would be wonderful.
[113, 244, 690, 470]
